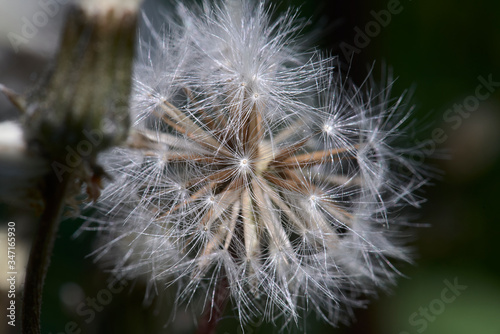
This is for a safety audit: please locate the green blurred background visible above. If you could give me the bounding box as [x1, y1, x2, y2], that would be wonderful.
[1, 0, 499, 333]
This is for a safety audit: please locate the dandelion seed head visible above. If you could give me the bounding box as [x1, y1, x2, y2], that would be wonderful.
[87, 0, 428, 329]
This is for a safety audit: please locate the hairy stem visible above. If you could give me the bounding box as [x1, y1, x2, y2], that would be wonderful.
[22, 171, 70, 334]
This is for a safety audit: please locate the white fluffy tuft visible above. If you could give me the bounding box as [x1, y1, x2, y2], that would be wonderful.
[85, 0, 427, 329]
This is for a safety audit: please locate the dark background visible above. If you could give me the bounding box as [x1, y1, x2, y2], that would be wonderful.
[1, 0, 499, 333]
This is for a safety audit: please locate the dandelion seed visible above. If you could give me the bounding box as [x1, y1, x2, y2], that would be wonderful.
[87, 0, 427, 330]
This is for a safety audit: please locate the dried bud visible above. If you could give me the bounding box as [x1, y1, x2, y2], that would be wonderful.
[24, 2, 138, 161]
[1, 0, 142, 204]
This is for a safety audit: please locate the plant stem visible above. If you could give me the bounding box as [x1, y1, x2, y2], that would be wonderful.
[21, 171, 70, 334]
[196, 274, 230, 334]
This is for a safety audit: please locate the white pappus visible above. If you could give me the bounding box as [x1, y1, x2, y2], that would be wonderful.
[86, 0, 427, 329]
